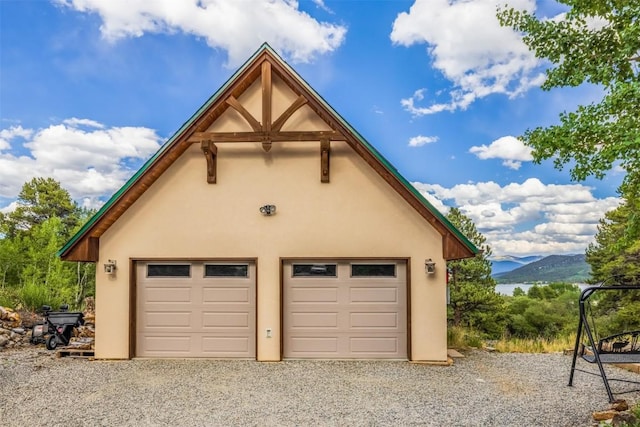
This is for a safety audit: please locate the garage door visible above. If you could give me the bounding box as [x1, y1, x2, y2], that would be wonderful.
[283, 260, 407, 359]
[136, 261, 256, 358]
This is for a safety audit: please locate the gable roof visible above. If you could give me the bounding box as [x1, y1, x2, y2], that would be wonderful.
[59, 43, 477, 262]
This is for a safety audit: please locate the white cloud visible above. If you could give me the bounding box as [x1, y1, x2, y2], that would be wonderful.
[55, 0, 347, 67]
[502, 159, 522, 170]
[0, 201, 20, 215]
[408, 135, 438, 147]
[484, 234, 595, 256]
[391, 0, 546, 115]
[312, 0, 333, 14]
[413, 178, 621, 256]
[469, 136, 533, 170]
[0, 125, 33, 151]
[0, 119, 162, 203]
[422, 191, 450, 215]
[63, 117, 105, 129]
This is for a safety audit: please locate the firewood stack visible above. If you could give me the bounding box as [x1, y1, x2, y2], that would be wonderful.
[70, 297, 96, 349]
[0, 306, 26, 349]
[0, 306, 21, 327]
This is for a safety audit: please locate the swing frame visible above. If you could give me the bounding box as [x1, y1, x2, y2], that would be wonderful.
[569, 285, 640, 402]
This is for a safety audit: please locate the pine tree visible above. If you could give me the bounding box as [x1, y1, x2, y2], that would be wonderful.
[446, 208, 505, 338]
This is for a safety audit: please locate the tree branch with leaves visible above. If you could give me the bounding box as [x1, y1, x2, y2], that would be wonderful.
[498, 0, 640, 195]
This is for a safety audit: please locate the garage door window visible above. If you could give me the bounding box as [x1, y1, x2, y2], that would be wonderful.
[204, 264, 249, 277]
[351, 264, 396, 277]
[292, 264, 337, 277]
[147, 264, 191, 277]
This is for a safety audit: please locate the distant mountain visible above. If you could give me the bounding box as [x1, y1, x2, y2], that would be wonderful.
[493, 254, 591, 284]
[490, 255, 544, 275]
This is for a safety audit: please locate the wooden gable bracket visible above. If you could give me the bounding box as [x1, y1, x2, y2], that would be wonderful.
[201, 140, 218, 184]
[190, 59, 341, 183]
[320, 138, 330, 183]
[226, 96, 262, 132]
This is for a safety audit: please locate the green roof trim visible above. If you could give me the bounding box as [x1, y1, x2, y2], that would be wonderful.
[59, 43, 477, 258]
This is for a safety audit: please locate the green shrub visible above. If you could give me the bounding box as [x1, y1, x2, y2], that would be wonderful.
[0, 288, 18, 308]
[629, 404, 640, 426]
[18, 282, 61, 311]
[503, 286, 579, 339]
[447, 325, 464, 348]
[448, 326, 485, 349]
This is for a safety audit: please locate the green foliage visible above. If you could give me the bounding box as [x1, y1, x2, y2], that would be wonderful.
[446, 208, 506, 338]
[19, 282, 75, 312]
[497, 0, 640, 199]
[548, 282, 583, 295]
[1, 177, 79, 238]
[0, 288, 18, 307]
[20, 217, 66, 287]
[591, 298, 640, 338]
[13, 216, 79, 310]
[601, 300, 640, 336]
[512, 287, 525, 297]
[631, 404, 640, 424]
[528, 282, 581, 300]
[19, 282, 60, 311]
[585, 192, 640, 338]
[447, 326, 485, 349]
[0, 237, 20, 288]
[586, 194, 640, 284]
[503, 283, 581, 339]
[0, 177, 96, 310]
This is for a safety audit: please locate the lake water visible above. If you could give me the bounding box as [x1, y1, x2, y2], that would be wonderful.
[495, 283, 590, 296]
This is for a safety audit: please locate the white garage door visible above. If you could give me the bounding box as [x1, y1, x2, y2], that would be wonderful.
[136, 262, 256, 358]
[283, 260, 407, 359]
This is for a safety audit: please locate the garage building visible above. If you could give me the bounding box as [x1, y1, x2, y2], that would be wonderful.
[59, 44, 477, 362]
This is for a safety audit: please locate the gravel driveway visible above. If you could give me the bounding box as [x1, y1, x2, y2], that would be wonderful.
[1, 348, 639, 426]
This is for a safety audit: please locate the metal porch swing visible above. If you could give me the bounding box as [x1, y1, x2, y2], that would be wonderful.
[569, 284, 640, 402]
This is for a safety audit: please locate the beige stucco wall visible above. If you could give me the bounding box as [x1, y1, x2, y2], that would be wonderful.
[95, 76, 448, 362]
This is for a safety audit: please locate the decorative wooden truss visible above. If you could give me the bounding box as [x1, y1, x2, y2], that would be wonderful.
[189, 62, 338, 183]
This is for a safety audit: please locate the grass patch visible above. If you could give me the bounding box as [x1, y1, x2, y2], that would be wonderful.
[493, 334, 575, 353]
[448, 326, 576, 353]
[447, 326, 485, 349]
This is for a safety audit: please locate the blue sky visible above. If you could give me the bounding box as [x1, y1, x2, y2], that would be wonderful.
[0, 0, 623, 257]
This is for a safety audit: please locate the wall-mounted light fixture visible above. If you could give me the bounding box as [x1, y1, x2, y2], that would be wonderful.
[425, 259, 436, 274]
[259, 204, 276, 216]
[104, 259, 117, 275]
